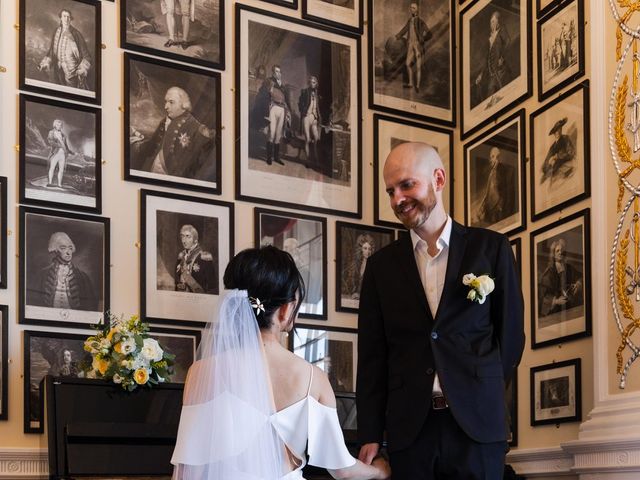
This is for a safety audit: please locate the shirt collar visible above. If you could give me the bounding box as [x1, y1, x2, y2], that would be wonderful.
[410, 216, 452, 254]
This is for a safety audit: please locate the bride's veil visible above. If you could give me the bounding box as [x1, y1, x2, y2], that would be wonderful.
[171, 289, 289, 479]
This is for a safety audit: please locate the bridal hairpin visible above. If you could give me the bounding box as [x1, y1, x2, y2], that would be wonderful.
[249, 297, 265, 315]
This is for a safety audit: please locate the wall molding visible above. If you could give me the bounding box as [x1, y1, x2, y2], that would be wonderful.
[508, 446, 575, 477]
[0, 448, 47, 479]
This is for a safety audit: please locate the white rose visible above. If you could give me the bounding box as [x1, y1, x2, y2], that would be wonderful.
[476, 275, 495, 297]
[86, 370, 97, 379]
[120, 337, 136, 355]
[113, 373, 123, 384]
[462, 273, 476, 286]
[141, 338, 164, 362]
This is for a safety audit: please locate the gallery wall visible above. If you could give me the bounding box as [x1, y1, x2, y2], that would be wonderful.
[0, 0, 603, 470]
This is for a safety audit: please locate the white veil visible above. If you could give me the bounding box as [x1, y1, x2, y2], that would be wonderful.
[171, 289, 289, 480]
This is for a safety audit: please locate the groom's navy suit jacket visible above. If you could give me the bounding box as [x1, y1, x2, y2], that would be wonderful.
[356, 221, 524, 452]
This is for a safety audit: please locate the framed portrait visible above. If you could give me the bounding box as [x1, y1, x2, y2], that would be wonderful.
[260, 0, 298, 9]
[124, 53, 221, 195]
[236, 4, 362, 218]
[536, 0, 565, 19]
[368, 0, 455, 125]
[530, 208, 591, 349]
[336, 222, 395, 312]
[303, 0, 363, 33]
[19, 206, 110, 329]
[289, 324, 357, 394]
[255, 208, 327, 319]
[530, 81, 590, 221]
[0, 306, 7, 420]
[20, 0, 101, 104]
[19, 94, 102, 214]
[460, 0, 532, 139]
[0, 178, 6, 289]
[149, 327, 200, 383]
[463, 110, 526, 236]
[537, 0, 584, 101]
[23, 329, 92, 433]
[120, 0, 224, 70]
[530, 358, 581, 426]
[510, 236, 522, 285]
[506, 367, 518, 446]
[373, 114, 453, 228]
[141, 189, 233, 327]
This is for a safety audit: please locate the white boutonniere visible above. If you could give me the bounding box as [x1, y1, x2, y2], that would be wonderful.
[462, 273, 495, 304]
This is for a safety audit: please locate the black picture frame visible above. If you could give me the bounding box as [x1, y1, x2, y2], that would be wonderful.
[124, 53, 222, 195]
[0, 178, 7, 289]
[302, 0, 363, 34]
[235, 4, 362, 218]
[536, 0, 567, 19]
[373, 114, 454, 229]
[254, 207, 328, 320]
[19, 206, 110, 330]
[530, 81, 590, 221]
[530, 208, 591, 349]
[335, 391, 357, 443]
[120, 0, 225, 70]
[20, 0, 102, 105]
[140, 189, 234, 327]
[463, 109, 526, 236]
[259, 0, 298, 9]
[506, 367, 518, 446]
[537, 0, 585, 101]
[335, 221, 395, 313]
[510, 236, 522, 286]
[460, 0, 532, 140]
[289, 323, 358, 394]
[23, 329, 92, 433]
[19, 94, 102, 214]
[368, 0, 456, 126]
[149, 326, 201, 384]
[0, 305, 8, 420]
[530, 358, 581, 426]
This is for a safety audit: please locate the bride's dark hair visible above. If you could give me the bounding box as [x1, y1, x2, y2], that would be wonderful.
[223, 245, 306, 329]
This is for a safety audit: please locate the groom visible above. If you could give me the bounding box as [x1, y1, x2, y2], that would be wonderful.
[356, 142, 524, 479]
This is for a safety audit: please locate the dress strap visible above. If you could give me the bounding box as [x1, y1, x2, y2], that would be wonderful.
[306, 365, 314, 397]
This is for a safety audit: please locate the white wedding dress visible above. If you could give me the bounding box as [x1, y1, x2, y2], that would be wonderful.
[170, 290, 356, 480]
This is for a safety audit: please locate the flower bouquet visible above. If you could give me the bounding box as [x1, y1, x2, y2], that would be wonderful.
[82, 314, 175, 391]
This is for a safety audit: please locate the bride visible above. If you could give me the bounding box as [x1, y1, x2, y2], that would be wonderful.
[171, 246, 391, 480]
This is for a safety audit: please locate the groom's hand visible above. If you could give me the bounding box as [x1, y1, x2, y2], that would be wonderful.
[358, 443, 380, 465]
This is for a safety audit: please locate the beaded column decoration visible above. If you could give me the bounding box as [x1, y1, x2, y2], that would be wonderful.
[609, 1, 640, 387]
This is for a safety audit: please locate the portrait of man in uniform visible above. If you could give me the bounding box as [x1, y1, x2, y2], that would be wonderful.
[175, 224, 216, 295]
[21, 0, 100, 101]
[155, 211, 219, 296]
[125, 54, 220, 193]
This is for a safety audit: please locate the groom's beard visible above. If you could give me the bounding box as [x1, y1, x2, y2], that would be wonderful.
[394, 183, 438, 230]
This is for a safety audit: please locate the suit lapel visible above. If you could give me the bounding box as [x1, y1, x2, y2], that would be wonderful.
[435, 221, 467, 322]
[395, 236, 433, 323]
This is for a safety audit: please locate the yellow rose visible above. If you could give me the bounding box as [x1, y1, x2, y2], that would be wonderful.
[114, 342, 123, 354]
[92, 357, 109, 375]
[134, 368, 149, 385]
[106, 326, 120, 342]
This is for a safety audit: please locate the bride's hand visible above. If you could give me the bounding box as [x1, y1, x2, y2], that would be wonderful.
[372, 457, 391, 479]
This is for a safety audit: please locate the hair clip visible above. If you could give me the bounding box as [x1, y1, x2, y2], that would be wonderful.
[249, 297, 265, 315]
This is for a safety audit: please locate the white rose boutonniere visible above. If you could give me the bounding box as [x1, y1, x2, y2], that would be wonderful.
[463, 273, 495, 304]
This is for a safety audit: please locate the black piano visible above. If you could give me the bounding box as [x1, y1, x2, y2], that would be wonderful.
[44, 376, 182, 479]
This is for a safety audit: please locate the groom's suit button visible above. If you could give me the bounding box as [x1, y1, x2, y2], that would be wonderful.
[426, 368, 434, 375]
[431, 332, 438, 340]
